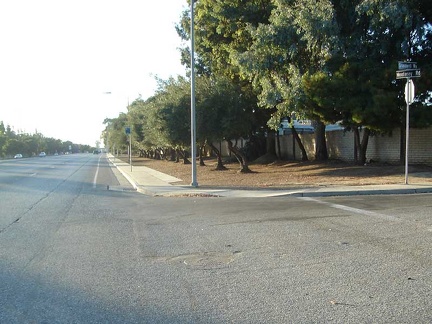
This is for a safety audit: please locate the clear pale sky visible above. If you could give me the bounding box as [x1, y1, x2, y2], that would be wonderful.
[0, 0, 187, 146]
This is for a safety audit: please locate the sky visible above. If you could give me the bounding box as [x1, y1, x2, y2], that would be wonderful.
[0, 0, 188, 146]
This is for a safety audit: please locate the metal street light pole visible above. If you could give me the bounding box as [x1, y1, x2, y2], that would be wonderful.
[190, 0, 198, 187]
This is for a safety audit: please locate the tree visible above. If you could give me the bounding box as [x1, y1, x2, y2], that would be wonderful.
[154, 77, 193, 162]
[102, 114, 129, 155]
[177, 0, 273, 159]
[194, 74, 259, 171]
[231, 0, 341, 161]
[301, 0, 432, 164]
[232, 0, 431, 164]
[0, 121, 6, 157]
[5, 138, 28, 157]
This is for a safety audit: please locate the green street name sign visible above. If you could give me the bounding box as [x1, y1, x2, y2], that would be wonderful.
[398, 61, 418, 70]
[396, 69, 421, 79]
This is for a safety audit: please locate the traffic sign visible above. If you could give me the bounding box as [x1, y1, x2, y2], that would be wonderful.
[125, 126, 131, 135]
[405, 79, 415, 105]
[398, 61, 417, 70]
[396, 69, 421, 79]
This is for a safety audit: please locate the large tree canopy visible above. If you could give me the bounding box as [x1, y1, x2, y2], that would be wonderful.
[104, 0, 431, 166]
[231, 0, 431, 163]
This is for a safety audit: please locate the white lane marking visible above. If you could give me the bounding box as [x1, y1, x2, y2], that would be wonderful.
[93, 156, 102, 188]
[298, 197, 403, 222]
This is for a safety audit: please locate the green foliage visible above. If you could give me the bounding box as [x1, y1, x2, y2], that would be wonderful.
[232, 0, 431, 133]
[178, 0, 274, 79]
[196, 75, 257, 143]
[232, 0, 340, 129]
[103, 74, 258, 157]
[103, 114, 129, 153]
[177, 0, 272, 132]
[0, 121, 93, 158]
[102, 0, 431, 162]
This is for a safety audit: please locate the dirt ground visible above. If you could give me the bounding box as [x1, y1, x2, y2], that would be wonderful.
[118, 155, 432, 188]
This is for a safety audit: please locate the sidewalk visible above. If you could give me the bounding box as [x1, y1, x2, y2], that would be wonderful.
[108, 155, 432, 198]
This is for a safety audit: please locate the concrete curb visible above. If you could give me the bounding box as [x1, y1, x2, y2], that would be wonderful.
[108, 159, 139, 191]
[108, 156, 432, 198]
[289, 187, 432, 197]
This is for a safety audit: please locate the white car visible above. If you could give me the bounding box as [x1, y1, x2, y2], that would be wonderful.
[14, 154, 23, 159]
[39, 152, 46, 157]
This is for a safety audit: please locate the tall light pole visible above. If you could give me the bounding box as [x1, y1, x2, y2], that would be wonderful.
[190, 0, 198, 187]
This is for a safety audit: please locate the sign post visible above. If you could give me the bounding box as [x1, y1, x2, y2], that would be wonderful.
[125, 126, 132, 172]
[396, 62, 420, 184]
[404, 79, 411, 185]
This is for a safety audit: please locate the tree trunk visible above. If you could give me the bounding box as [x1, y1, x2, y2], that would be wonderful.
[154, 148, 161, 160]
[176, 148, 190, 164]
[353, 127, 370, 165]
[181, 149, 191, 164]
[169, 148, 176, 161]
[159, 147, 165, 160]
[209, 142, 227, 170]
[359, 128, 370, 165]
[353, 127, 360, 163]
[199, 144, 205, 166]
[314, 121, 328, 161]
[291, 126, 308, 161]
[226, 139, 252, 173]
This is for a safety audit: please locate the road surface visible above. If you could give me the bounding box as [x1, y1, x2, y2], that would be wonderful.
[1, 154, 431, 323]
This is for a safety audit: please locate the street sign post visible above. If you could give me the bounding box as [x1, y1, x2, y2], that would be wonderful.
[396, 61, 421, 185]
[125, 126, 132, 171]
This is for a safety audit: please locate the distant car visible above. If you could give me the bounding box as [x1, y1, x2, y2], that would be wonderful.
[39, 152, 46, 157]
[93, 150, 101, 154]
[14, 154, 23, 159]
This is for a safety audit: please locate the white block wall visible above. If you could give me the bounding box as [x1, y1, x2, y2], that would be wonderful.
[278, 127, 432, 164]
[212, 127, 432, 165]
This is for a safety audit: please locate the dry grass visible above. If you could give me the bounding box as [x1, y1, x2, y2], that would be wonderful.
[119, 155, 432, 188]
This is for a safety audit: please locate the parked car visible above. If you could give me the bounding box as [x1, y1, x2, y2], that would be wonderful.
[39, 152, 46, 157]
[14, 153, 23, 159]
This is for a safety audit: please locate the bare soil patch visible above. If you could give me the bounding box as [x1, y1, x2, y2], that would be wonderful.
[119, 155, 432, 188]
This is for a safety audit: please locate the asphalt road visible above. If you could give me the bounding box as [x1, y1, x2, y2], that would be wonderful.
[1, 154, 431, 323]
